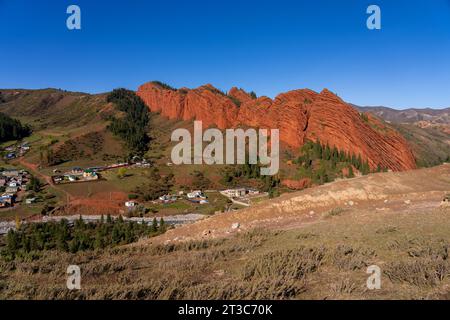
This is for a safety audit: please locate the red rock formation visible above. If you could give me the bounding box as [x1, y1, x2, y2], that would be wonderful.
[281, 178, 312, 190]
[137, 82, 416, 171]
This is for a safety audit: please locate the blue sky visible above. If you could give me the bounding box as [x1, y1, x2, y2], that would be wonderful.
[0, 0, 449, 109]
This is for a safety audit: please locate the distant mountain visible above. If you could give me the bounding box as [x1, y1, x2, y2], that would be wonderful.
[0, 88, 113, 130]
[355, 105, 450, 167]
[355, 105, 450, 125]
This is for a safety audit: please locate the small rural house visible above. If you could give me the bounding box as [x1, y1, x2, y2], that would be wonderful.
[125, 201, 137, 208]
[71, 167, 83, 175]
[2, 169, 19, 178]
[222, 188, 247, 198]
[187, 190, 205, 199]
[83, 169, 98, 180]
[5, 186, 19, 194]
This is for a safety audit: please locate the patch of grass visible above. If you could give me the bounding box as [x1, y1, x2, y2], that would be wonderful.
[385, 259, 449, 287]
[323, 207, 345, 218]
[329, 245, 375, 271]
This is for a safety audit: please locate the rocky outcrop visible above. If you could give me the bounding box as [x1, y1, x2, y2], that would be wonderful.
[137, 82, 416, 171]
[281, 178, 312, 190]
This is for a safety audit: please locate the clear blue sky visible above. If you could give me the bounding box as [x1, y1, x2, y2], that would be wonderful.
[1, 0, 449, 109]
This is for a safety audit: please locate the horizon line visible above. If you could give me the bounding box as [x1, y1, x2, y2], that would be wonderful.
[1, 85, 449, 111]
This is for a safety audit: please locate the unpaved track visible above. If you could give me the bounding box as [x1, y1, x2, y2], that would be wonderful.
[143, 164, 450, 245]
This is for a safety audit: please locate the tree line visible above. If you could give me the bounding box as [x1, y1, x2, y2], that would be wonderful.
[296, 139, 386, 184]
[0, 112, 31, 143]
[2, 215, 167, 261]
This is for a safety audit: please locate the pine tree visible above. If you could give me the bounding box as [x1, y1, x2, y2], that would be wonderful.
[348, 165, 355, 178]
[324, 143, 331, 160]
[159, 218, 166, 232]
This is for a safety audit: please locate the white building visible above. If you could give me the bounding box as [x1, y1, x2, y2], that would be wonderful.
[125, 201, 137, 208]
[187, 190, 205, 199]
[222, 188, 247, 198]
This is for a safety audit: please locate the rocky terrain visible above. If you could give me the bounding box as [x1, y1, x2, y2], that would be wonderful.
[138, 82, 416, 171]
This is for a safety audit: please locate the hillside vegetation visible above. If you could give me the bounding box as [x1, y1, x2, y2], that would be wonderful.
[393, 123, 450, 167]
[106, 89, 150, 154]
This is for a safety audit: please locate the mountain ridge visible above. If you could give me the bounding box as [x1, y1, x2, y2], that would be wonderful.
[137, 82, 417, 172]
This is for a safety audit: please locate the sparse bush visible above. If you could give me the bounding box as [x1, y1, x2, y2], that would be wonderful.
[241, 247, 325, 281]
[385, 259, 449, 287]
[330, 245, 375, 271]
[323, 207, 345, 218]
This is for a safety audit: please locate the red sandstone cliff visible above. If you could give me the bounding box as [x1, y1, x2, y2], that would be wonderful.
[137, 82, 416, 171]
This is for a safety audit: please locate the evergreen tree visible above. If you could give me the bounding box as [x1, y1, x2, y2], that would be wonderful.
[159, 218, 166, 232]
[348, 165, 355, 178]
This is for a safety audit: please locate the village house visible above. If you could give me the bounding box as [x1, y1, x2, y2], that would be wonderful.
[0, 168, 30, 208]
[125, 201, 137, 208]
[158, 194, 177, 203]
[221, 188, 247, 198]
[2, 169, 19, 178]
[187, 190, 206, 199]
[53, 176, 64, 183]
[83, 169, 98, 180]
[5, 186, 19, 194]
[0, 195, 13, 208]
[71, 167, 83, 175]
[8, 181, 18, 188]
[221, 187, 260, 199]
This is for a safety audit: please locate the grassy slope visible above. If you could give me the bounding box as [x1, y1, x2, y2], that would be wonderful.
[1, 204, 449, 299]
[393, 123, 450, 167]
[1, 164, 449, 299]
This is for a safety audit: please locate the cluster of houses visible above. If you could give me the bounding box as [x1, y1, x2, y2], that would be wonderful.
[124, 187, 264, 213]
[3, 142, 30, 160]
[51, 159, 151, 185]
[52, 167, 99, 184]
[152, 188, 262, 208]
[0, 169, 30, 208]
[156, 190, 210, 204]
